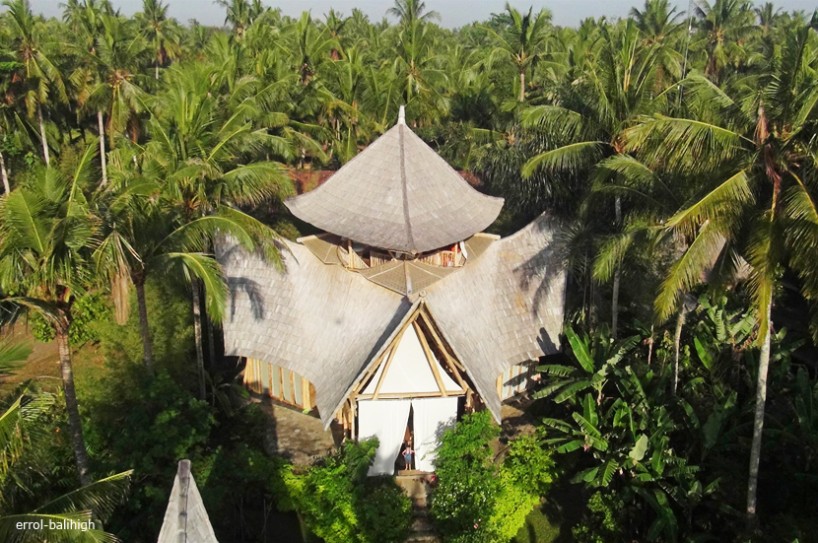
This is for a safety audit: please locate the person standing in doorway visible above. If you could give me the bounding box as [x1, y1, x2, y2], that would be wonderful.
[402, 441, 414, 471]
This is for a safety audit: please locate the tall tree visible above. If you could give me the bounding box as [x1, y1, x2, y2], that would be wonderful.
[138, 64, 293, 396]
[522, 21, 666, 337]
[694, 0, 757, 83]
[486, 3, 552, 102]
[386, 0, 439, 27]
[3, 0, 68, 166]
[135, 0, 181, 80]
[624, 23, 818, 526]
[68, 4, 147, 187]
[215, 0, 265, 41]
[0, 146, 102, 485]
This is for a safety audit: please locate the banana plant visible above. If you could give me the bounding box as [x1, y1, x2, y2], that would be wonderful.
[535, 325, 639, 405]
[540, 329, 714, 541]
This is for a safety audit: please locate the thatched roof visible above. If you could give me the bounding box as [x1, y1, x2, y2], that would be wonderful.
[157, 460, 218, 543]
[423, 214, 566, 417]
[217, 213, 566, 426]
[216, 240, 409, 426]
[285, 107, 503, 254]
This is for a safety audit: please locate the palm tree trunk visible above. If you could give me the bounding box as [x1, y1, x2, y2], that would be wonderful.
[191, 281, 206, 400]
[746, 296, 772, 526]
[207, 316, 217, 369]
[155, 61, 160, 81]
[0, 150, 10, 194]
[97, 111, 108, 187]
[37, 104, 50, 167]
[56, 326, 92, 486]
[673, 304, 686, 395]
[518, 71, 526, 102]
[611, 196, 622, 338]
[611, 270, 621, 338]
[135, 279, 154, 373]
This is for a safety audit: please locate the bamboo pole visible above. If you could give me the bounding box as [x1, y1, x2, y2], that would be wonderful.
[357, 391, 465, 400]
[414, 321, 449, 396]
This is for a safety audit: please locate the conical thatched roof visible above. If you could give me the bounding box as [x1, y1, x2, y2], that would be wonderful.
[157, 460, 218, 543]
[285, 107, 504, 253]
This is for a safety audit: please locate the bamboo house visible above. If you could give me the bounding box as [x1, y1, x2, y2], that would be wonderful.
[217, 107, 567, 475]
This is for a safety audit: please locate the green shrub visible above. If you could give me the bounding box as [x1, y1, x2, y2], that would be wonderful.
[431, 411, 502, 541]
[280, 439, 412, 543]
[572, 491, 625, 543]
[84, 365, 214, 515]
[430, 412, 557, 542]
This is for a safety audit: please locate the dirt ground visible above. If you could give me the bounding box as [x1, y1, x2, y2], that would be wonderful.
[1, 323, 106, 396]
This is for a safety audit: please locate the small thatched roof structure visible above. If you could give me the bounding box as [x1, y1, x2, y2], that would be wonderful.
[285, 107, 503, 254]
[157, 460, 218, 543]
[217, 213, 565, 426]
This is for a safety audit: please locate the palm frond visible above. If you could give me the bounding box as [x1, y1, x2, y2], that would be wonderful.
[0, 512, 119, 543]
[593, 230, 638, 282]
[0, 341, 31, 373]
[522, 140, 606, 179]
[36, 471, 133, 522]
[655, 221, 727, 322]
[783, 176, 818, 340]
[624, 115, 749, 174]
[521, 105, 596, 142]
[745, 216, 782, 346]
[168, 252, 228, 322]
[665, 170, 753, 237]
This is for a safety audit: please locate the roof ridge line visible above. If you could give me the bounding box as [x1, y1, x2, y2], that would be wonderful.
[398, 124, 416, 253]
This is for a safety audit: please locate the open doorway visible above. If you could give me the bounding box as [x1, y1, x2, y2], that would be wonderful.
[396, 405, 415, 473]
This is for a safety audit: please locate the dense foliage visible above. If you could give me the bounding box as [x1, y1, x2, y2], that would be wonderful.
[0, 0, 816, 541]
[430, 411, 556, 542]
[275, 439, 412, 543]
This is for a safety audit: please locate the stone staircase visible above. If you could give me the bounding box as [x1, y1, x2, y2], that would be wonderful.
[406, 504, 439, 543]
[395, 473, 441, 543]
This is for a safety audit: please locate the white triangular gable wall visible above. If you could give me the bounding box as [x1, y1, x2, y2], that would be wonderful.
[362, 324, 460, 395]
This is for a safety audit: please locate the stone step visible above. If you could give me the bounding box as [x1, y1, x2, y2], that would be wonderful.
[411, 515, 434, 532]
[405, 535, 441, 543]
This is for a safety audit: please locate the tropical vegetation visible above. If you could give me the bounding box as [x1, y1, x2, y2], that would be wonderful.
[0, 0, 816, 541]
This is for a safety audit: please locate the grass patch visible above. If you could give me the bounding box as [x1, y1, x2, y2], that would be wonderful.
[512, 505, 560, 543]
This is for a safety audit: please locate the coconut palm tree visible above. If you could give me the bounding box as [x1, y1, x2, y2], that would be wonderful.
[485, 2, 552, 102]
[386, 0, 439, 27]
[69, 11, 148, 187]
[0, 54, 35, 195]
[694, 0, 757, 83]
[319, 46, 377, 163]
[522, 21, 667, 337]
[623, 23, 818, 526]
[630, 0, 685, 90]
[135, 0, 181, 80]
[3, 0, 68, 166]
[391, 22, 447, 125]
[62, 0, 113, 52]
[215, 0, 265, 41]
[631, 0, 685, 43]
[135, 63, 293, 396]
[0, 359, 131, 542]
[0, 146, 102, 485]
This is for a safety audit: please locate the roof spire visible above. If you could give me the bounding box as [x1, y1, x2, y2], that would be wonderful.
[398, 105, 406, 125]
